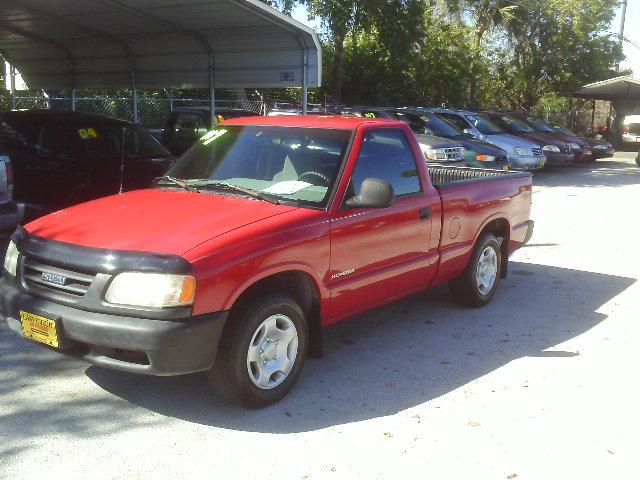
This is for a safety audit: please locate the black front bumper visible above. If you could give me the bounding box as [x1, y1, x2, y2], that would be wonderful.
[544, 152, 574, 166]
[0, 277, 228, 376]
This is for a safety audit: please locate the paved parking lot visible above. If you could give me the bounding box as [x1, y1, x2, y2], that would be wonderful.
[1, 153, 639, 479]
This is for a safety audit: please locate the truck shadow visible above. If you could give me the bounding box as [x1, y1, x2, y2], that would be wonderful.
[86, 262, 635, 433]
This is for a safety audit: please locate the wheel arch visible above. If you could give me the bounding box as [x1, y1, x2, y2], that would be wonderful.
[475, 216, 510, 279]
[225, 268, 325, 358]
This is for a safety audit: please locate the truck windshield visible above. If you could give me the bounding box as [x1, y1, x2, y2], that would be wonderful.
[163, 125, 352, 208]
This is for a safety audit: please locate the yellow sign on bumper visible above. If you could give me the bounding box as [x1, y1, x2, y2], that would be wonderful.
[20, 311, 59, 348]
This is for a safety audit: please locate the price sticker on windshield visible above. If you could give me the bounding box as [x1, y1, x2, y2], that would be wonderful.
[200, 129, 227, 146]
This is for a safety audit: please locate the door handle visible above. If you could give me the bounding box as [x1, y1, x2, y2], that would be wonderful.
[418, 207, 431, 220]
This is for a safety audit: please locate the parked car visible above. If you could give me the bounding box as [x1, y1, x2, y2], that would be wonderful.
[622, 115, 640, 146]
[388, 109, 509, 169]
[0, 151, 23, 234]
[0, 110, 174, 223]
[636, 150, 640, 166]
[519, 117, 593, 163]
[1, 115, 534, 407]
[480, 112, 574, 166]
[160, 107, 257, 156]
[426, 108, 546, 171]
[546, 123, 614, 161]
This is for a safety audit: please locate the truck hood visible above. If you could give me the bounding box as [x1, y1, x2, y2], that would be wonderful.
[452, 137, 508, 156]
[414, 133, 463, 149]
[25, 189, 297, 255]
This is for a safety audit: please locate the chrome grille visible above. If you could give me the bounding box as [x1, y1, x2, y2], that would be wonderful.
[444, 147, 463, 161]
[531, 147, 543, 156]
[23, 259, 95, 298]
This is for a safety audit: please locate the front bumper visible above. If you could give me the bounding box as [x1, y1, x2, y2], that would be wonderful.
[592, 147, 615, 158]
[544, 152, 574, 166]
[508, 155, 546, 171]
[0, 277, 228, 376]
[571, 149, 593, 163]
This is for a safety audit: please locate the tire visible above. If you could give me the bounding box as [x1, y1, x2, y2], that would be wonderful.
[449, 233, 502, 308]
[207, 294, 308, 408]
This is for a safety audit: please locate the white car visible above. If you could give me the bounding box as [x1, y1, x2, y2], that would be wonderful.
[622, 115, 640, 144]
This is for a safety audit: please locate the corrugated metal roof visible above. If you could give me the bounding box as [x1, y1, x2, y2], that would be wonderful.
[0, 0, 321, 89]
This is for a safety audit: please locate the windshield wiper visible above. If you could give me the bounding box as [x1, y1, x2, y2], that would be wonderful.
[155, 175, 199, 192]
[194, 181, 284, 205]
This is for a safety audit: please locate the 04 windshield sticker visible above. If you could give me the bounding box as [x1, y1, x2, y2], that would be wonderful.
[78, 128, 98, 140]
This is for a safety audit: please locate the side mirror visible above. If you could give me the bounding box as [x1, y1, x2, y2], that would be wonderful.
[345, 178, 395, 209]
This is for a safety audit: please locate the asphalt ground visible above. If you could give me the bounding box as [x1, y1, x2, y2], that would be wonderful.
[1, 152, 639, 479]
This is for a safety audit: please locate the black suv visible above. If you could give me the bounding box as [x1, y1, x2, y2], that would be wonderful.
[0, 110, 174, 223]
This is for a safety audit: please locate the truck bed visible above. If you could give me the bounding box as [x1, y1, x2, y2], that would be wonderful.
[427, 164, 531, 187]
[427, 164, 533, 284]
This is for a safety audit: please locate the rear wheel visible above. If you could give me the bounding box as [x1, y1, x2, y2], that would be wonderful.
[208, 294, 308, 408]
[449, 233, 501, 308]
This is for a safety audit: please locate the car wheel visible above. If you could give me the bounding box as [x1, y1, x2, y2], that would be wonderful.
[449, 233, 502, 308]
[208, 294, 308, 408]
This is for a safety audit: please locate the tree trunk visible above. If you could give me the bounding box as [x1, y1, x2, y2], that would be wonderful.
[330, 28, 347, 104]
[468, 23, 488, 110]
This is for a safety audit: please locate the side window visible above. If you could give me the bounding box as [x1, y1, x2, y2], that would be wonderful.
[174, 114, 206, 143]
[350, 129, 421, 197]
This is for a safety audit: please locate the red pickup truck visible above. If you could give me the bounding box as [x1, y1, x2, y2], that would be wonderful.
[1, 116, 533, 407]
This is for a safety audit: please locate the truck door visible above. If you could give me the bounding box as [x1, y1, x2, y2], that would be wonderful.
[328, 128, 439, 321]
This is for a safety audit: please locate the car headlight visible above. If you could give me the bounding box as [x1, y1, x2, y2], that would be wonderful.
[105, 272, 196, 308]
[4, 240, 18, 276]
[476, 154, 496, 162]
[513, 147, 530, 156]
[567, 142, 580, 149]
[421, 145, 446, 161]
[542, 145, 560, 153]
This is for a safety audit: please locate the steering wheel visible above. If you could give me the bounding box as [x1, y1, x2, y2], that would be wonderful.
[298, 171, 331, 187]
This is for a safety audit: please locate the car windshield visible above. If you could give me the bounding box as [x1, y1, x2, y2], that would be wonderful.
[420, 114, 463, 137]
[464, 114, 506, 135]
[500, 116, 536, 133]
[554, 125, 578, 136]
[163, 125, 352, 208]
[528, 119, 555, 133]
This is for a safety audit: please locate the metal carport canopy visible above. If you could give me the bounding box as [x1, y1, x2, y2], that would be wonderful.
[573, 76, 640, 101]
[0, 0, 321, 115]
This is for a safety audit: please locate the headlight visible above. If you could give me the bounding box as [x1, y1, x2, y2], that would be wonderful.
[542, 145, 560, 153]
[105, 272, 196, 308]
[422, 145, 447, 161]
[476, 154, 496, 162]
[567, 142, 580, 149]
[4, 240, 18, 276]
[513, 147, 530, 156]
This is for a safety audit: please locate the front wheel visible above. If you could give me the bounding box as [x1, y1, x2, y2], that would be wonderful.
[208, 294, 308, 408]
[449, 233, 502, 308]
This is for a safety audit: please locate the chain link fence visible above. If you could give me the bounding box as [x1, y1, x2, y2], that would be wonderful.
[0, 94, 274, 130]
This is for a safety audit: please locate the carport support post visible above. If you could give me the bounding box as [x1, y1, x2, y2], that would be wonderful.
[131, 65, 138, 124]
[9, 63, 16, 110]
[209, 51, 216, 127]
[302, 45, 308, 115]
[590, 99, 596, 134]
[71, 89, 76, 111]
